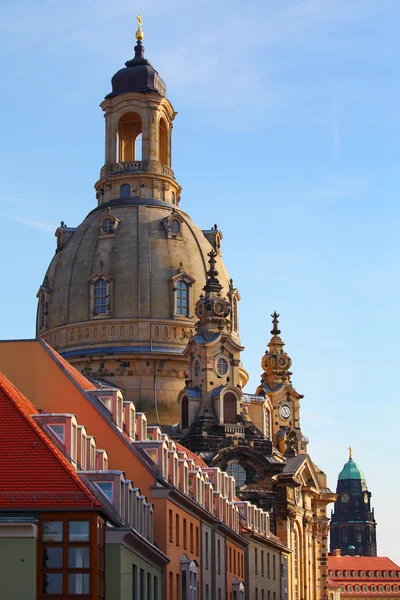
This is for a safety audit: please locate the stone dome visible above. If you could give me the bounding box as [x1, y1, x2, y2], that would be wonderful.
[37, 196, 231, 423]
[41, 198, 230, 348]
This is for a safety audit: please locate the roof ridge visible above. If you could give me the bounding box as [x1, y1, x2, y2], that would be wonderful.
[0, 372, 100, 507]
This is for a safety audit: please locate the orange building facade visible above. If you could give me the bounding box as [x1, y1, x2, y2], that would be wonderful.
[0, 338, 284, 599]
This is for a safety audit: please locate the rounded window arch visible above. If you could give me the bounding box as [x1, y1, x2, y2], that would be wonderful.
[181, 395, 189, 429]
[223, 392, 237, 424]
[159, 117, 168, 165]
[347, 586, 353, 593]
[118, 112, 142, 162]
[386, 585, 391, 592]
[355, 585, 360, 593]
[371, 585, 376, 592]
[394, 585, 399, 592]
[363, 586, 368, 593]
[379, 585, 384, 592]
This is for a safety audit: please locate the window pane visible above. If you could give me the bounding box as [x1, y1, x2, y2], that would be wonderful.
[49, 424, 64, 443]
[68, 573, 90, 594]
[43, 521, 63, 542]
[96, 481, 113, 500]
[42, 573, 63, 594]
[69, 547, 90, 568]
[42, 547, 63, 568]
[69, 521, 90, 542]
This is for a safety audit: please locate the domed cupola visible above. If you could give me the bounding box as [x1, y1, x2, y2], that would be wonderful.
[108, 17, 166, 98]
[330, 448, 377, 556]
[338, 454, 367, 488]
[35, 17, 233, 426]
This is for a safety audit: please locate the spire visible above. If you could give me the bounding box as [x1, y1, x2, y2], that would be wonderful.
[257, 311, 292, 390]
[194, 251, 230, 337]
[271, 311, 281, 335]
[203, 250, 223, 295]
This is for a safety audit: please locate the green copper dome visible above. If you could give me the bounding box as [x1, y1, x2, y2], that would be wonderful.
[338, 457, 366, 481]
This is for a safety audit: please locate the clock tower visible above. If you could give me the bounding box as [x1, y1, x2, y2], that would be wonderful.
[330, 449, 377, 556]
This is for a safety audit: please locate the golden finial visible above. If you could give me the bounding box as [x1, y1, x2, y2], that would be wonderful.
[348, 446, 353, 460]
[136, 14, 144, 41]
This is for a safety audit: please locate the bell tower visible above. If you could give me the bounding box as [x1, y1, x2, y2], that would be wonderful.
[95, 15, 181, 207]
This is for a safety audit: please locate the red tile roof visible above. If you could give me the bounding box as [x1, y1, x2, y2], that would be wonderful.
[41, 339, 95, 391]
[0, 373, 100, 509]
[329, 556, 400, 572]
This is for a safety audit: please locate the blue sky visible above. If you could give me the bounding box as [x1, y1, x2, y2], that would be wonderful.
[1, 0, 400, 562]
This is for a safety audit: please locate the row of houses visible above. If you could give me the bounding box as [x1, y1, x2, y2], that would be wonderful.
[0, 338, 289, 600]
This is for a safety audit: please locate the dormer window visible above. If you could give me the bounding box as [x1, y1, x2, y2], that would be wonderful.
[98, 211, 119, 239]
[36, 281, 52, 332]
[88, 270, 113, 319]
[162, 211, 184, 240]
[177, 280, 189, 316]
[96, 481, 113, 501]
[102, 218, 114, 233]
[170, 219, 180, 234]
[49, 424, 65, 443]
[171, 268, 195, 319]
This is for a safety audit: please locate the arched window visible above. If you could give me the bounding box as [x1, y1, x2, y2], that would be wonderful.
[118, 112, 142, 162]
[135, 133, 142, 160]
[159, 117, 168, 165]
[347, 586, 353, 593]
[102, 218, 115, 233]
[341, 529, 348, 543]
[120, 184, 130, 198]
[94, 279, 108, 315]
[355, 585, 360, 593]
[386, 585, 391, 592]
[181, 395, 189, 430]
[356, 529, 362, 543]
[371, 585, 376, 592]
[394, 585, 398, 592]
[363, 586, 368, 593]
[223, 393, 237, 424]
[176, 280, 189, 316]
[226, 462, 246, 489]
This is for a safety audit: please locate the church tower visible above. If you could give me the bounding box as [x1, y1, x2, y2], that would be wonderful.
[330, 449, 377, 556]
[36, 18, 232, 425]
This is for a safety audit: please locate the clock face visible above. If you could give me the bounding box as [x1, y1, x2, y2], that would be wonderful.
[280, 404, 291, 419]
[341, 493, 350, 503]
[364, 493, 368, 504]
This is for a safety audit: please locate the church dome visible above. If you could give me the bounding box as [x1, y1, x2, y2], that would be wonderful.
[338, 457, 366, 482]
[41, 198, 230, 349]
[36, 25, 234, 425]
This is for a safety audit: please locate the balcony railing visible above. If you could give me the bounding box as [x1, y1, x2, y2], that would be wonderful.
[113, 161, 145, 173]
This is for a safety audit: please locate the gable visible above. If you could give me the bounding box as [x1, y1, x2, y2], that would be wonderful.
[0, 374, 99, 509]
